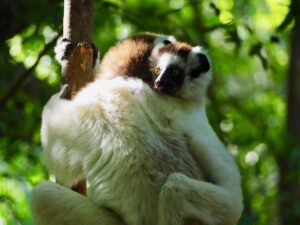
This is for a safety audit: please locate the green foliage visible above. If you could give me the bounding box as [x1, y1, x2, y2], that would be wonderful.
[0, 0, 297, 224]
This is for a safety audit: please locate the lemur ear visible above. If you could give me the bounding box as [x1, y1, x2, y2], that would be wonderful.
[154, 35, 176, 46]
[196, 53, 210, 73]
[189, 47, 210, 79]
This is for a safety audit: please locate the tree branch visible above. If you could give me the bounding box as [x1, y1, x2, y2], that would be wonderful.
[189, 0, 207, 46]
[287, 0, 300, 141]
[0, 32, 61, 110]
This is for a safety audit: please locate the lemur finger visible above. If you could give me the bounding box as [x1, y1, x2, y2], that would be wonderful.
[55, 38, 99, 68]
[54, 38, 75, 64]
[59, 84, 70, 99]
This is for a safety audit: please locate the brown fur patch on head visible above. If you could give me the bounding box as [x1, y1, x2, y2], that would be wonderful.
[129, 33, 157, 44]
[158, 42, 192, 61]
[99, 38, 154, 85]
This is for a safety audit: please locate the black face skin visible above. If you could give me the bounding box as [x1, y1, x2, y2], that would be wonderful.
[151, 51, 210, 95]
[153, 64, 185, 95]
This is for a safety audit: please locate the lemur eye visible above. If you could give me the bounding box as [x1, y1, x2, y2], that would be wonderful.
[155, 67, 161, 76]
[172, 69, 179, 76]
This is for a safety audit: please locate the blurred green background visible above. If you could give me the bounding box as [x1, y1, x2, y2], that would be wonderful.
[0, 0, 299, 224]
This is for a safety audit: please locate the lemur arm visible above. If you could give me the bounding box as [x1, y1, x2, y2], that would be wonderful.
[158, 172, 241, 225]
[188, 126, 242, 193]
[158, 110, 243, 225]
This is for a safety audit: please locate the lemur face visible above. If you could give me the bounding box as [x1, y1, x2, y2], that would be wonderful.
[150, 43, 211, 96]
[153, 52, 186, 94]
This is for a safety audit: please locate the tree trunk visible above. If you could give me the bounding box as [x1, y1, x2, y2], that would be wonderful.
[278, 0, 300, 224]
[62, 0, 94, 99]
[60, 0, 94, 195]
[287, 0, 300, 140]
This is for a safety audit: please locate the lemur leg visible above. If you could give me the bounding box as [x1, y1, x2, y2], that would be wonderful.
[31, 181, 125, 225]
[54, 38, 99, 67]
[158, 173, 238, 225]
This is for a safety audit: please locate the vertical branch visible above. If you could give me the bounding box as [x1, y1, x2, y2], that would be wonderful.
[278, 1, 300, 225]
[287, 0, 300, 142]
[60, 0, 94, 195]
[62, 0, 94, 99]
[189, 0, 207, 46]
[63, 0, 93, 42]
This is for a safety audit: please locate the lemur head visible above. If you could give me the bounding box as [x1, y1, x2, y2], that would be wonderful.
[98, 33, 176, 84]
[150, 42, 211, 101]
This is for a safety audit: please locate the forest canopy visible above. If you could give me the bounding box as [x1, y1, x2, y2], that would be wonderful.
[0, 0, 299, 225]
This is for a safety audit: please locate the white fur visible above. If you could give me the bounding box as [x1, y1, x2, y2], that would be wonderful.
[32, 72, 243, 225]
[153, 35, 176, 46]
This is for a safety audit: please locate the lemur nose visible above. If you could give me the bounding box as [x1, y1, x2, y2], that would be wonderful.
[154, 80, 161, 88]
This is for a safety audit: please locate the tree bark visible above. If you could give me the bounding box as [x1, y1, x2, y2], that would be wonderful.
[60, 0, 94, 195]
[278, 1, 300, 224]
[189, 0, 207, 46]
[287, 1, 300, 141]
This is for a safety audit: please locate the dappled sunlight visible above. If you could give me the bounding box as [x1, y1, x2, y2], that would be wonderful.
[245, 151, 259, 165]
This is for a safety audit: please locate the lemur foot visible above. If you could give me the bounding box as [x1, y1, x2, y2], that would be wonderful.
[54, 38, 99, 67]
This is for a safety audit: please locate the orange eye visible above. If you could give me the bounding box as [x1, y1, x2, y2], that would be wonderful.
[155, 67, 161, 76]
[172, 69, 179, 76]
